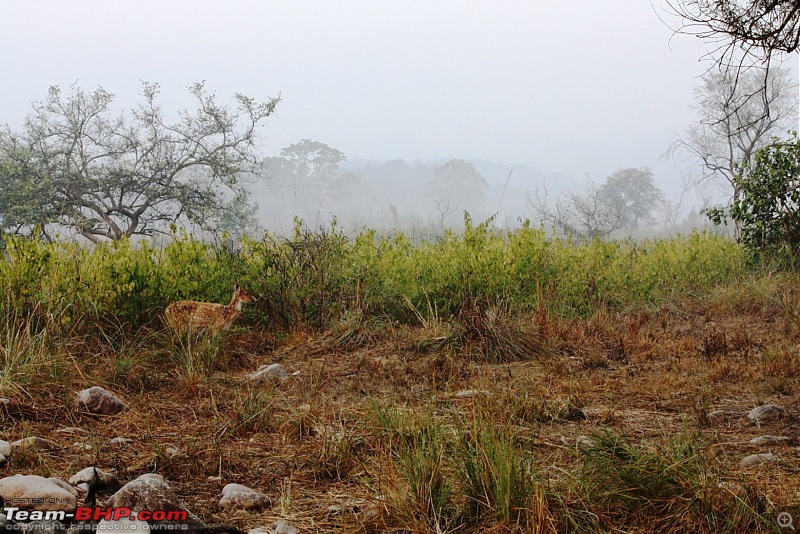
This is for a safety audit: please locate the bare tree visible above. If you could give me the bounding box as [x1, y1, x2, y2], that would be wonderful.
[433, 194, 454, 230]
[667, 1, 800, 68]
[666, 66, 797, 233]
[666, 1, 800, 128]
[0, 82, 279, 242]
[528, 180, 623, 239]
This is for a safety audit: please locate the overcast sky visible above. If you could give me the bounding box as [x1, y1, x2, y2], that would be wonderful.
[1, 0, 797, 194]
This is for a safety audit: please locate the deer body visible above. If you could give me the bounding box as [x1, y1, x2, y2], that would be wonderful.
[165, 284, 256, 335]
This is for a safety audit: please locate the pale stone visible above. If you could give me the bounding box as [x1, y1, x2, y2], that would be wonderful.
[105, 474, 204, 529]
[219, 483, 271, 511]
[248, 363, 288, 383]
[76, 387, 127, 415]
[11, 436, 57, 450]
[68, 467, 119, 491]
[739, 452, 778, 467]
[747, 405, 784, 423]
[749, 435, 791, 446]
[0, 475, 77, 511]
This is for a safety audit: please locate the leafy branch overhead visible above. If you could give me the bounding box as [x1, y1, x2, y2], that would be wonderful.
[0, 82, 280, 242]
[668, 1, 800, 132]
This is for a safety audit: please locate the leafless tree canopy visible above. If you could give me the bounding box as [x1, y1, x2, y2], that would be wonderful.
[668, 1, 800, 67]
[666, 67, 797, 209]
[528, 180, 624, 240]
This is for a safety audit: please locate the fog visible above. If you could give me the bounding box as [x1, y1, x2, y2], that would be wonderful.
[250, 154, 580, 236]
[1, 1, 798, 238]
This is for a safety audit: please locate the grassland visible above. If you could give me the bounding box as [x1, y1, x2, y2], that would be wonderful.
[0, 222, 798, 533]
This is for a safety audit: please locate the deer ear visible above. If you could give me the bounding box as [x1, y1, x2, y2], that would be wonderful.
[234, 281, 239, 290]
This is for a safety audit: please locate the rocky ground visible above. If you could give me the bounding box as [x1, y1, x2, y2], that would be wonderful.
[1, 296, 799, 533]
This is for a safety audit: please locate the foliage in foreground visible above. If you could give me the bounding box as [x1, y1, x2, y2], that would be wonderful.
[0, 220, 748, 335]
[0, 221, 787, 533]
[368, 402, 771, 533]
[708, 135, 800, 265]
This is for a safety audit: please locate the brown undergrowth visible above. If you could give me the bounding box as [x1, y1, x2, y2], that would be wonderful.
[1, 292, 799, 533]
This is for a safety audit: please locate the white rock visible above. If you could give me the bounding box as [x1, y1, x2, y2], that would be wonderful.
[749, 435, 791, 446]
[106, 474, 204, 528]
[136, 474, 164, 483]
[747, 405, 784, 423]
[76, 386, 127, 415]
[219, 483, 271, 511]
[261, 521, 297, 534]
[248, 363, 288, 383]
[575, 435, 598, 449]
[109, 437, 133, 446]
[0, 475, 77, 511]
[739, 452, 778, 467]
[0, 440, 12, 457]
[11, 437, 57, 450]
[47, 478, 79, 498]
[221, 483, 256, 497]
[68, 467, 119, 490]
[219, 491, 272, 511]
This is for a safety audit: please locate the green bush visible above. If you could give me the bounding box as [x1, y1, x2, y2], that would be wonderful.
[707, 136, 800, 266]
[0, 222, 750, 333]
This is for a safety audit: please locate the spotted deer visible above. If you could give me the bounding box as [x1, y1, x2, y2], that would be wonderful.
[165, 283, 256, 335]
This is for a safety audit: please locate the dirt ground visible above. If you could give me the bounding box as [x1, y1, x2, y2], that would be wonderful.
[5, 298, 800, 533]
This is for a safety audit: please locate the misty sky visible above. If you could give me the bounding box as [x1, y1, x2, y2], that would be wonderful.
[1, 0, 798, 195]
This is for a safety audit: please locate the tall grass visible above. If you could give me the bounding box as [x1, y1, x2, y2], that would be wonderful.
[0, 222, 785, 532]
[0, 221, 750, 335]
[456, 404, 537, 524]
[572, 430, 771, 532]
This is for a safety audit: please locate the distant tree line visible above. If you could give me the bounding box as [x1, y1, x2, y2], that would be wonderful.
[2, 67, 796, 251]
[256, 139, 492, 234]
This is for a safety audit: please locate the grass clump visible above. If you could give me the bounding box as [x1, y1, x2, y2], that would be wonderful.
[371, 404, 459, 533]
[573, 430, 772, 532]
[227, 386, 274, 437]
[456, 404, 539, 526]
